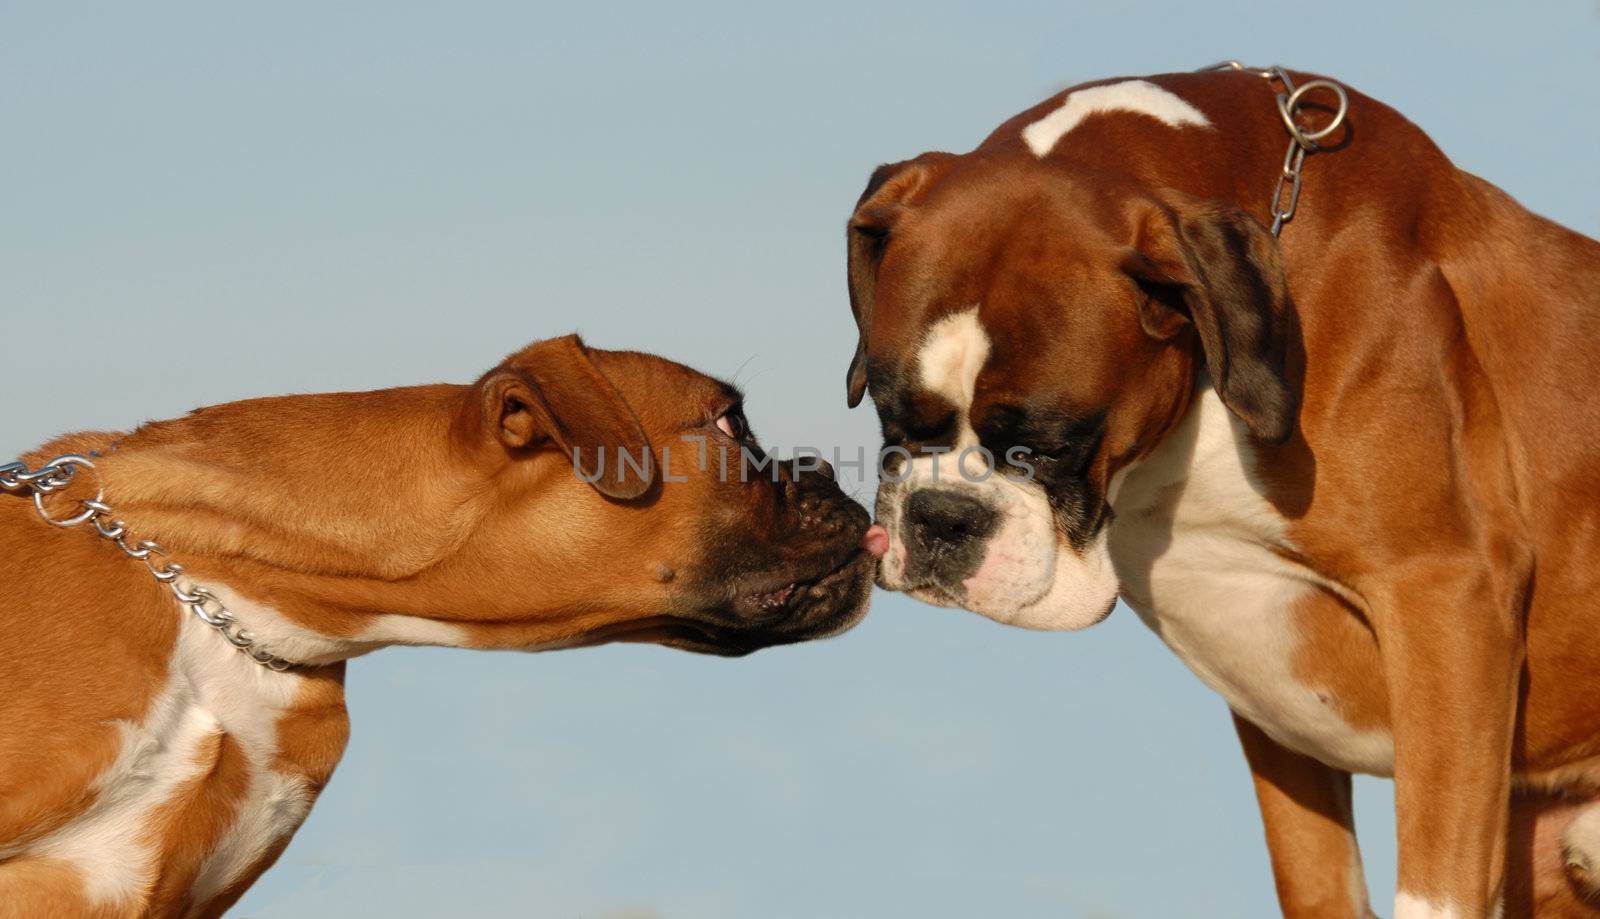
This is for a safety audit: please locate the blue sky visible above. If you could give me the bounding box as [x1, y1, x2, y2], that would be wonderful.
[4, 2, 1597, 916]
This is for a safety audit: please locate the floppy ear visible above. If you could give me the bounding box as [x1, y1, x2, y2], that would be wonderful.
[845, 152, 953, 408]
[478, 334, 654, 500]
[1122, 192, 1300, 444]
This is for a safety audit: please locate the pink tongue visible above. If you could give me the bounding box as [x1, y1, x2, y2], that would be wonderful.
[861, 524, 890, 558]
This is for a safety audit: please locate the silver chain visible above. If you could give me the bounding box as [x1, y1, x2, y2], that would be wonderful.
[1204, 61, 1350, 236]
[2, 455, 297, 671]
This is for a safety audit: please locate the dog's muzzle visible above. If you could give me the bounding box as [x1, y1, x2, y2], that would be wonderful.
[874, 462, 1119, 631]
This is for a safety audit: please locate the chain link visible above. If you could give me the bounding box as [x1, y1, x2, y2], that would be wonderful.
[2, 455, 297, 671]
[1204, 61, 1350, 236]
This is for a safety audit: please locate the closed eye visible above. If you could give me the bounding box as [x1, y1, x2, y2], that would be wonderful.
[716, 408, 749, 441]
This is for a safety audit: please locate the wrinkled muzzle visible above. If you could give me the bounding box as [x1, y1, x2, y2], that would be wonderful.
[873, 448, 1118, 630]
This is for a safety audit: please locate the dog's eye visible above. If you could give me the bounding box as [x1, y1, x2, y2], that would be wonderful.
[716, 410, 748, 440]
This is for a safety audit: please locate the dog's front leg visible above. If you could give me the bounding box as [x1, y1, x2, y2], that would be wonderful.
[1372, 554, 1527, 919]
[1234, 712, 1378, 919]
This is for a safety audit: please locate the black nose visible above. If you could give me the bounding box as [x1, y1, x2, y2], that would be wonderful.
[904, 489, 997, 549]
[782, 456, 835, 482]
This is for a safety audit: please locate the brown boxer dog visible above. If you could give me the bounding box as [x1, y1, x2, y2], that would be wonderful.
[844, 68, 1600, 918]
[0, 334, 880, 918]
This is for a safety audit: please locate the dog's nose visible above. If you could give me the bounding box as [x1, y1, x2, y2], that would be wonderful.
[904, 489, 996, 550]
[781, 456, 835, 482]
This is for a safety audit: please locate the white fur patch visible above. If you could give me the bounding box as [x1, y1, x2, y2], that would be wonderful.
[205, 583, 473, 662]
[354, 613, 473, 649]
[206, 582, 356, 665]
[178, 596, 312, 907]
[971, 518, 1118, 630]
[917, 306, 990, 436]
[1109, 385, 1394, 775]
[4, 588, 311, 911]
[1021, 79, 1211, 157]
[21, 689, 219, 905]
[1562, 804, 1600, 889]
[189, 770, 310, 907]
[1393, 892, 1464, 919]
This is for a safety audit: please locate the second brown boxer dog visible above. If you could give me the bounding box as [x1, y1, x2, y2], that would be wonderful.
[0, 334, 882, 918]
[844, 67, 1600, 917]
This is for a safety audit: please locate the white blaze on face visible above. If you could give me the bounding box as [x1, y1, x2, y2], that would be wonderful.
[875, 306, 1119, 631]
[1021, 79, 1211, 158]
[917, 308, 990, 425]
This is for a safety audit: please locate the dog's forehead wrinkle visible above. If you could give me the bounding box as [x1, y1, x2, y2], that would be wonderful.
[1021, 79, 1212, 158]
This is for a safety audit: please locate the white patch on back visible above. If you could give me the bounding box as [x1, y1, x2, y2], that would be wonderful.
[2, 585, 314, 913]
[1021, 79, 1211, 158]
[1393, 892, 1464, 919]
[1108, 385, 1394, 775]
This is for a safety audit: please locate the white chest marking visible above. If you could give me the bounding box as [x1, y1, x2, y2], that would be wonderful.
[1108, 388, 1393, 775]
[4, 587, 314, 914]
[1021, 79, 1211, 158]
[1393, 893, 1467, 919]
[16, 682, 220, 906]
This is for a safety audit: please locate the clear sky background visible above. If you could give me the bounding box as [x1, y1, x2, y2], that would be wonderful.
[4, 2, 1597, 916]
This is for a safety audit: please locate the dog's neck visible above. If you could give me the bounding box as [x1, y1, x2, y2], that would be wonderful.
[50, 384, 614, 664]
[92, 384, 489, 578]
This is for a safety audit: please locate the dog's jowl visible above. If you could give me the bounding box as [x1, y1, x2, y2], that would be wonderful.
[0, 334, 880, 918]
[846, 68, 1600, 918]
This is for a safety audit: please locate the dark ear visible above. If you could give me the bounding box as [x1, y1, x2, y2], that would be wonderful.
[1122, 192, 1300, 444]
[845, 152, 953, 408]
[478, 334, 654, 500]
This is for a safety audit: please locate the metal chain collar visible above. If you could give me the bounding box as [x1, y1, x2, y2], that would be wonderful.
[1204, 61, 1351, 236]
[1, 455, 297, 671]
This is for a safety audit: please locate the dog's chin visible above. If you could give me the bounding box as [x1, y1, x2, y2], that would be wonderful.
[987, 590, 1119, 631]
[898, 581, 1115, 630]
[605, 550, 877, 657]
[888, 540, 1120, 632]
[995, 534, 1121, 630]
[905, 585, 963, 609]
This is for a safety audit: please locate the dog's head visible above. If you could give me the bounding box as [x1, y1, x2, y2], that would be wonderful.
[844, 154, 1296, 629]
[468, 334, 878, 655]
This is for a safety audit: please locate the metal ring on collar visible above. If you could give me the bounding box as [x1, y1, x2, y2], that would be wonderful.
[28, 455, 105, 527]
[1277, 79, 1349, 148]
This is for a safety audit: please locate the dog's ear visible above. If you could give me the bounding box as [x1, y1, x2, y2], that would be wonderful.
[845, 152, 954, 408]
[1122, 191, 1300, 444]
[478, 334, 654, 500]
